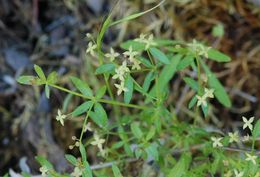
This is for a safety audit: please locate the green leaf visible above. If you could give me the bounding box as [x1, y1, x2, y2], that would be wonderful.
[212, 23, 224, 37]
[45, 84, 50, 99]
[35, 156, 53, 169]
[145, 126, 156, 141]
[201, 102, 209, 117]
[96, 85, 107, 99]
[131, 122, 143, 139]
[97, 15, 112, 51]
[70, 76, 93, 97]
[201, 61, 231, 107]
[167, 153, 192, 177]
[177, 55, 194, 70]
[34, 64, 46, 81]
[112, 164, 123, 177]
[47, 71, 58, 84]
[120, 40, 145, 51]
[124, 75, 134, 103]
[145, 143, 159, 161]
[65, 154, 78, 166]
[90, 103, 108, 128]
[208, 48, 231, 62]
[183, 77, 198, 91]
[149, 54, 182, 99]
[72, 101, 93, 117]
[149, 47, 170, 64]
[253, 119, 260, 138]
[154, 39, 182, 46]
[79, 143, 87, 163]
[142, 72, 155, 92]
[188, 95, 198, 109]
[137, 56, 153, 68]
[16, 76, 35, 85]
[95, 63, 115, 75]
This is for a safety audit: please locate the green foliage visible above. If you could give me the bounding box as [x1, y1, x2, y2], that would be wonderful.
[16, 1, 260, 176]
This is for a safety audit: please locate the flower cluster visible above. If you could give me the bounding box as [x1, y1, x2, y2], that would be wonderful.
[134, 33, 157, 50]
[112, 61, 130, 95]
[211, 116, 258, 176]
[123, 46, 141, 70]
[196, 88, 214, 107]
[187, 39, 211, 58]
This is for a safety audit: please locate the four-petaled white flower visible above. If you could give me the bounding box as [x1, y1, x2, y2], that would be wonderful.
[112, 61, 130, 81]
[242, 116, 254, 131]
[56, 109, 67, 126]
[204, 88, 214, 98]
[134, 33, 147, 43]
[211, 137, 223, 148]
[187, 39, 211, 58]
[84, 122, 93, 132]
[86, 42, 97, 56]
[228, 131, 239, 143]
[196, 95, 207, 107]
[91, 133, 105, 150]
[114, 82, 128, 95]
[105, 48, 120, 62]
[242, 134, 250, 141]
[71, 167, 82, 177]
[245, 153, 257, 165]
[131, 60, 141, 70]
[39, 166, 48, 177]
[123, 46, 139, 63]
[144, 34, 156, 50]
[234, 169, 244, 177]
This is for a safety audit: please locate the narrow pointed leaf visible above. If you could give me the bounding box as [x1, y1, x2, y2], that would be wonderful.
[124, 75, 134, 103]
[34, 64, 46, 81]
[150, 47, 170, 64]
[70, 76, 93, 97]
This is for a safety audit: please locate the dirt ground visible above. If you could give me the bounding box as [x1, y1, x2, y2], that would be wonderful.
[0, 0, 260, 175]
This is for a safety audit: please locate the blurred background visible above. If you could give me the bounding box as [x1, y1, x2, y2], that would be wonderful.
[0, 0, 260, 175]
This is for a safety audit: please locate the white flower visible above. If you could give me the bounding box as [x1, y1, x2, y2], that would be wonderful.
[84, 122, 93, 132]
[242, 116, 254, 131]
[245, 153, 257, 165]
[39, 166, 48, 177]
[196, 95, 207, 107]
[100, 148, 108, 157]
[187, 39, 211, 58]
[114, 82, 128, 95]
[234, 169, 244, 177]
[204, 88, 214, 98]
[228, 131, 239, 143]
[71, 167, 82, 177]
[86, 42, 97, 56]
[211, 137, 223, 148]
[134, 33, 147, 43]
[105, 48, 120, 62]
[91, 133, 105, 150]
[56, 109, 67, 126]
[144, 34, 156, 50]
[112, 61, 130, 81]
[242, 134, 250, 141]
[123, 46, 139, 63]
[86, 33, 92, 38]
[131, 60, 141, 70]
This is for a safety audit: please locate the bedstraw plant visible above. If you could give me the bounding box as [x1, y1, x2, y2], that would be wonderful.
[16, 1, 259, 177]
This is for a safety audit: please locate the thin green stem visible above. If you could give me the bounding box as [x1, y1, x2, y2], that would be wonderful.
[49, 84, 147, 110]
[79, 104, 94, 142]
